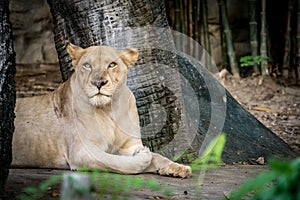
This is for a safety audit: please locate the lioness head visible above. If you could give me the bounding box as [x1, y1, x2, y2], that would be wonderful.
[66, 42, 138, 107]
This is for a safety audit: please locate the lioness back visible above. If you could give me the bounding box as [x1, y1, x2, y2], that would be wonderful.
[12, 83, 70, 168]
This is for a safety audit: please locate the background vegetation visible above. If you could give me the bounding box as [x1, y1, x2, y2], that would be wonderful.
[165, 0, 300, 79]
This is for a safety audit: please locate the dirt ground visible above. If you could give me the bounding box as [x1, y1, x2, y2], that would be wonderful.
[15, 64, 300, 154]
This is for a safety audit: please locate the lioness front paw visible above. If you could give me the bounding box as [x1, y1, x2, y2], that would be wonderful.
[133, 147, 152, 172]
[158, 162, 192, 178]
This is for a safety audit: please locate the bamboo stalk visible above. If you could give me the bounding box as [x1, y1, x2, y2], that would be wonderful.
[201, 0, 212, 71]
[192, 0, 201, 58]
[248, 0, 259, 73]
[174, 0, 182, 48]
[217, 0, 240, 77]
[186, 0, 191, 54]
[201, 0, 211, 55]
[218, 1, 229, 70]
[174, 0, 181, 32]
[186, 0, 190, 37]
[192, 0, 200, 42]
[192, 1, 199, 42]
[180, 0, 186, 53]
[188, 0, 193, 39]
[282, 0, 294, 78]
[260, 0, 269, 75]
[181, 0, 187, 35]
[296, 0, 300, 79]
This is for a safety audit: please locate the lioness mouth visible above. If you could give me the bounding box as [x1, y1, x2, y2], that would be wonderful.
[95, 92, 111, 97]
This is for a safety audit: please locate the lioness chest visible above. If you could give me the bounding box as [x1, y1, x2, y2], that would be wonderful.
[76, 111, 135, 153]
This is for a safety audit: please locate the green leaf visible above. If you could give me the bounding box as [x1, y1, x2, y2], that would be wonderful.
[190, 133, 226, 172]
[204, 133, 225, 158]
[239, 55, 268, 67]
[240, 55, 252, 62]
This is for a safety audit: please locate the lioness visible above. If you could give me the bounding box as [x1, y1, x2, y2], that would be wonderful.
[12, 43, 191, 178]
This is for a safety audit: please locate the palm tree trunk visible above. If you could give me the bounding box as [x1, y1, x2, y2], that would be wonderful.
[248, 0, 259, 73]
[296, 0, 300, 79]
[217, 0, 240, 77]
[282, 0, 294, 78]
[260, 0, 269, 75]
[0, 0, 16, 192]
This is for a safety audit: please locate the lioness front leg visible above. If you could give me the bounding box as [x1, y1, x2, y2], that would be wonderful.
[119, 144, 192, 178]
[69, 146, 152, 174]
[145, 153, 192, 178]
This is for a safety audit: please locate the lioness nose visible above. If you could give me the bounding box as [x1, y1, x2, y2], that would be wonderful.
[91, 80, 108, 90]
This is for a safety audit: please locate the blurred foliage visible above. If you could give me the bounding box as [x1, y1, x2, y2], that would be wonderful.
[17, 175, 61, 200]
[191, 133, 226, 171]
[17, 170, 171, 200]
[191, 133, 226, 195]
[227, 158, 300, 200]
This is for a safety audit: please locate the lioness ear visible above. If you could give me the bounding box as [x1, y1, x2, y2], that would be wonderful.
[119, 48, 139, 67]
[66, 42, 85, 67]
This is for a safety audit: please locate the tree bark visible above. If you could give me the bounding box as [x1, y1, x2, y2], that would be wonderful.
[47, 0, 297, 163]
[0, 0, 16, 193]
[297, 0, 300, 79]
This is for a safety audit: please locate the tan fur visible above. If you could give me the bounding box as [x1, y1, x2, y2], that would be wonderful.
[12, 44, 191, 178]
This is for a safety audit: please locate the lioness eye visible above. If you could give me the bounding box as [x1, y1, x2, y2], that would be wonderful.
[83, 62, 92, 70]
[108, 62, 118, 69]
